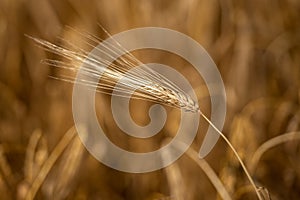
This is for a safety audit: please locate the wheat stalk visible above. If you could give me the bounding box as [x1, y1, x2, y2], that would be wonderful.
[28, 28, 263, 199]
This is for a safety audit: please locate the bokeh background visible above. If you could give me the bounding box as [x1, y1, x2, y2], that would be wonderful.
[0, 0, 300, 199]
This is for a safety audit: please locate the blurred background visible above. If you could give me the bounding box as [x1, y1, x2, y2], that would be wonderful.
[0, 0, 300, 199]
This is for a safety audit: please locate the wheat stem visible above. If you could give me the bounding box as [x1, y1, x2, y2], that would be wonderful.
[251, 131, 300, 172]
[25, 127, 76, 200]
[199, 112, 263, 200]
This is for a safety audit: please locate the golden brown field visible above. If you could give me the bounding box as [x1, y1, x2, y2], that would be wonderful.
[0, 0, 300, 199]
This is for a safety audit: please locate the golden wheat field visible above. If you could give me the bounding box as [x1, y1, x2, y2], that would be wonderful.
[0, 0, 300, 199]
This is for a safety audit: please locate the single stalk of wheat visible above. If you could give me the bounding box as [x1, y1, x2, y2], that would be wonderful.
[28, 28, 264, 200]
